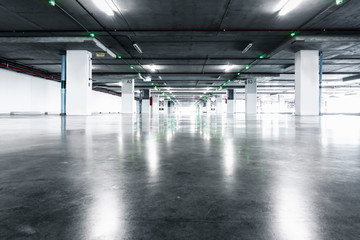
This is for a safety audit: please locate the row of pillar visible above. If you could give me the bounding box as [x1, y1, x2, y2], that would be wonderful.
[60, 50, 170, 115]
[63, 50, 321, 116]
[203, 50, 321, 116]
[202, 79, 257, 115]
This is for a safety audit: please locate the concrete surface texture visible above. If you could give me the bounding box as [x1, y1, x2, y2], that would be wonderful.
[0, 114, 359, 239]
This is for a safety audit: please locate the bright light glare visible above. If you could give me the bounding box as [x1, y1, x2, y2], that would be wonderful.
[146, 136, 159, 180]
[105, 0, 118, 11]
[224, 65, 235, 72]
[274, 0, 289, 12]
[275, 187, 316, 240]
[278, 0, 303, 16]
[91, 192, 122, 238]
[93, 0, 118, 16]
[223, 139, 235, 177]
[146, 65, 158, 72]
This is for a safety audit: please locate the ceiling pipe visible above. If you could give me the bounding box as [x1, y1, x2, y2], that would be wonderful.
[93, 87, 122, 97]
[0, 62, 60, 81]
[343, 74, 360, 82]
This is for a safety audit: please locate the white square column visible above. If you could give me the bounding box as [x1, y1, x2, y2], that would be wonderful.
[66, 50, 92, 115]
[206, 100, 211, 114]
[142, 100, 150, 113]
[216, 95, 223, 114]
[142, 90, 150, 114]
[295, 50, 320, 116]
[122, 79, 135, 114]
[152, 95, 159, 114]
[201, 101, 207, 113]
[246, 79, 257, 114]
[227, 89, 236, 114]
[164, 100, 169, 114]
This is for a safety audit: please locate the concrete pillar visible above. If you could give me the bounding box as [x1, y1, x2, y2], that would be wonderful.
[206, 100, 211, 114]
[216, 95, 223, 114]
[60, 54, 66, 116]
[122, 79, 135, 114]
[245, 79, 257, 114]
[295, 50, 320, 116]
[202, 101, 207, 113]
[66, 50, 92, 115]
[152, 95, 159, 114]
[227, 89, 236, 114]
[136, 100, 140, 113]
[164, 99, 168, 113]
[142, 89, 150, 114]
[167, 100, 172, 114]
[278, 95, 285, 112]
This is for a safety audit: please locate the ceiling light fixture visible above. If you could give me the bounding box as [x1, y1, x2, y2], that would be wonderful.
[144, 76, 152, 82]
[224, 65, 235, 72]
[105, 0, 118, 12]
[92, 0, 118, 16]
[336, 0, 343, 5]
[133, 43, 143, 54]
[274, 0, 288, 12]
[49, 0, 56, 6]
[242, 43, 253, 53]
[276, 0, 304, 16]
[147, 65, 158, 72]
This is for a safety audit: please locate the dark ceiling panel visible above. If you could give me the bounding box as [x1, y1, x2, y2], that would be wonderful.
[0, 0, 359, 102]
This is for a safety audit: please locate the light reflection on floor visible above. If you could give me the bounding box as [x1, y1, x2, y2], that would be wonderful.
[0, 113, 359, 239]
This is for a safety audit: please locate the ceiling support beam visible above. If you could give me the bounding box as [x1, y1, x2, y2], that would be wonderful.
[0, 29, 360, 33]
[0, 36, 117, 58]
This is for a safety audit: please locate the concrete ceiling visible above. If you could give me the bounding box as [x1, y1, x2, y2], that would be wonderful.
[0, 0, 359, 102]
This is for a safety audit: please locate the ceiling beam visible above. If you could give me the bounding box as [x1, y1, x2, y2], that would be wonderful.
[0, 29, 360, 33]
[92, 72, 358, 75]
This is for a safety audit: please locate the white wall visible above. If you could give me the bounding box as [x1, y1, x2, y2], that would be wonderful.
[0, 68, 122, 114]
[92, 91, 122, 113]
[0, 68, 61, 114]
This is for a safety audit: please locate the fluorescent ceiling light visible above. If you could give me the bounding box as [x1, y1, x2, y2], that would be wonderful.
[133, 43, 143, 54]
[144, 76, 152, 82]
[276, 0, 303, 16]
[146, 65, 158, 72]
[274, 0, 288, 12]
[242, 43, 253, 53]
[93, 0, 119, 16]
[105, 0, 118, 12]
[224, 65, 235, 72]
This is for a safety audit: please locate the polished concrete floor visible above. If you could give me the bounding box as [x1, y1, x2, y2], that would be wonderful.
[0, 113, 359, 240]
